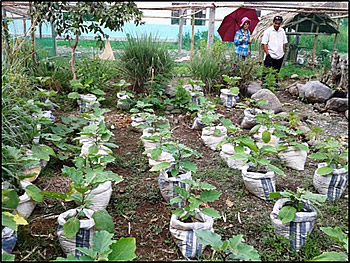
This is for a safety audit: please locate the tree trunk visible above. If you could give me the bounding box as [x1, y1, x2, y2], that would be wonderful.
[69, 34, 79, 80]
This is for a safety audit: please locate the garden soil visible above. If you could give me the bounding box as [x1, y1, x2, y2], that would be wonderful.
[13, 79, 348, 261]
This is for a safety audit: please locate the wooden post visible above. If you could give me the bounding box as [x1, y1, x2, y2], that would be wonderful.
[29, 2, 36, 63]
[39, 23, 42, 38]
[190, 9, 195, 60]
[51, 21, 56, 56]
[333, 18, 340, 53]
[178, 9, 184, 53]
[2, 7, 10, 61]
[312, 25, 319, 68]
[23, 19, 26, 35]
[207, 6, 215, 49]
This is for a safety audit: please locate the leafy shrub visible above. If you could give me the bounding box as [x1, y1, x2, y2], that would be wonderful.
[117, 33, 175, 92]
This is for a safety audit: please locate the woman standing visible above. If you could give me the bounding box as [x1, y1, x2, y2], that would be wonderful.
[234, 17, 252, 60]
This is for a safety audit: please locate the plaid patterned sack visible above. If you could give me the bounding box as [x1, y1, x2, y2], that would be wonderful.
[169, 209, 214, 258]
[220, 89, 237, 108]
[158, 169, 192, 208]
[2, 227, 17, 254]
[241, 165, 276, 200]
[78, 94, 97, 113]
[270, 198, 317, 251]
[57, 208, 96, 258]
[313, 162, 348, 201]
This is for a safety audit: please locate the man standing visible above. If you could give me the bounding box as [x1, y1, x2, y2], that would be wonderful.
[261, 16, 288, 73]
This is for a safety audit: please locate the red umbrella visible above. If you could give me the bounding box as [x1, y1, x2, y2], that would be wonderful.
[218, 7, 259, 42]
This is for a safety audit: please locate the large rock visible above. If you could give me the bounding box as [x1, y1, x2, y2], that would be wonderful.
[251, 89, 283, 113]
[165, 85, 177, 97]
[325, 98, 348, 112]
[244, 81, 261, 97]
[300, 81, 333, 103]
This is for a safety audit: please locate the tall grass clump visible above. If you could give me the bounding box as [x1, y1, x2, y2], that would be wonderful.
[117, 33, 175, 92]
[188, 40, 232, 94]
[2, 66, 35, 147]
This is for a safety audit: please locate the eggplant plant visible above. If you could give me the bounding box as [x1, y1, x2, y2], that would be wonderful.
[269, 188, 326, 224]
[149, 141, 202, 177]
[231, 137, 285, 176]
[170, 178, 221, 221]
[194, 230, 261, 261]
[312, 227, 348, 261]
[54, 230, 137, 261]
[309, 138, 348, 175]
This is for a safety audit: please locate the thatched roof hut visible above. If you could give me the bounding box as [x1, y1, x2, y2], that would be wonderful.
[251, 11, 339, 42]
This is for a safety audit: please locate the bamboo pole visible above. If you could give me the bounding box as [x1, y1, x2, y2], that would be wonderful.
[190, 10, 195, 60]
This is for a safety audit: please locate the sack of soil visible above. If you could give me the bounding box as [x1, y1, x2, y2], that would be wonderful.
[169, 209, 214, 258]
[241, 108, 262, 129]
[220, 89, 237, 108]
[270, 198, 317, 251]
[201, 126, 227, 151]
[77, 94, 97, 113]
[313, 163, 348, 201]
[57, 208, 96, 258]
[1, 227, 17, 254]
[85, 181, 112, 211]
[16, 181, 37, 219]
[158, 169, 192, 208]
[219, 143, 250, 170]
[277, 143, 308, 171]
[241, 165, 276, 200]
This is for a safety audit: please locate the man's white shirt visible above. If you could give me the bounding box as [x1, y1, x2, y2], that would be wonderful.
[261, 26, 288, 60]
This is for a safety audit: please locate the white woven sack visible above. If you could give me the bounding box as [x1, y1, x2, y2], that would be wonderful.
[141, 128, 160, 150]
[201, 126, 227, 151]
[241, 108, 262, 129]
[57, 208, 96, 257]
[183, 84, 203, 93]
[148, 151, 175, 167]
[16, 181, 36, 219]
[85, 181, 112, 211]
[158, 169, 192, 208]
[220, 89, 236, 108]
[80, 143, 112, 166]
[277, 143, 308, 171]
[170, 209, 214, 258]
[241, 165, 276, 200]
[253, 126, 279, 148]
[219, 143, 251, 170]
[116, 93, 130, 110]
[313, 162, 348, 201]
[78, 94, 97, 113]
[131, 114, 148, 132]
[270, 198, 317, 251]
[2, 227, 17, 254]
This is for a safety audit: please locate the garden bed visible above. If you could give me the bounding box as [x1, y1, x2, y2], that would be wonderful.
[11, 80, 348, 261]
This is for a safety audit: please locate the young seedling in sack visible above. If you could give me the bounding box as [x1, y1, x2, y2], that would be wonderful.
[170, 178, 222, 221]
[231, 136, 285, 176]
[309, 138, 348, 175]
[193, 230, 261, 261]
[149, 141, 202, 177]
[54, 230, 137, 261]
[269, 188, 326, 224]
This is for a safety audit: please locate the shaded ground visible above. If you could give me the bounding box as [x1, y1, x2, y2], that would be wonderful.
[13, 79, 348, 261]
